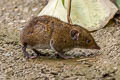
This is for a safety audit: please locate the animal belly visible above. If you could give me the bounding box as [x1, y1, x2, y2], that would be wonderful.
[28, 44, 51, 49]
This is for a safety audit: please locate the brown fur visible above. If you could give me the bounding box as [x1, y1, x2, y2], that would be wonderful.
[20, 15, 100, 53]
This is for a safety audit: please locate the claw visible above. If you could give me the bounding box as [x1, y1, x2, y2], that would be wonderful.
[22, 43, 38, 59]
[26, 54, 37, 59]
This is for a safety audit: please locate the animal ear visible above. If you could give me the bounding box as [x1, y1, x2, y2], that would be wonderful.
[70, 29, 80, 40]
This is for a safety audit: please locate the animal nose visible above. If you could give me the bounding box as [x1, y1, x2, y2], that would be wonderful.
[95, 45, 100, 50]
[92, 44, 100, 50]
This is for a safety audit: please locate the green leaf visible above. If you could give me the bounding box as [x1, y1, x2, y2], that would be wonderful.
[116, 0, 120, 10]
[62, 0, 65, 7]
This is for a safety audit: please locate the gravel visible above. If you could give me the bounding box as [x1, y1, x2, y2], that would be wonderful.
[0, 0, 120, 80]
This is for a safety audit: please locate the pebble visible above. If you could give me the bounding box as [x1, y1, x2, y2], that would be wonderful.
[24, 7, 29, 13]
[2, 52, 13, 57]
[20, 20, 26, 23]
[8, 22, 14, 25]
[32, 8, 38, 12]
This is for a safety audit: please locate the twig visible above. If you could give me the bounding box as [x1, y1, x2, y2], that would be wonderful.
[67, 0, 72, 24]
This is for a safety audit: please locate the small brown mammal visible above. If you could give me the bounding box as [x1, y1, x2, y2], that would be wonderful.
[20, 15, 100, 59]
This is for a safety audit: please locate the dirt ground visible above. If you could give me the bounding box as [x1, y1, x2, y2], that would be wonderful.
[0, 0, 120, 80]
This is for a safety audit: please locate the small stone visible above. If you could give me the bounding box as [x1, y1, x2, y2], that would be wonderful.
[32, 8, 38, 12]
[8, 22, 14, 25]
[3, 52, 13, 57]
[24, 7, 29, 13]
[50, 72, 58, 75]
[20, 20, 26, 23]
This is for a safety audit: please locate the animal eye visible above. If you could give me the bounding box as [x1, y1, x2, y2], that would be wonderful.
[86, 39, 91, 43]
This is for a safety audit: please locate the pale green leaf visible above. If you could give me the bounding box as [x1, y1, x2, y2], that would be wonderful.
[62, 0, 65, 7]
